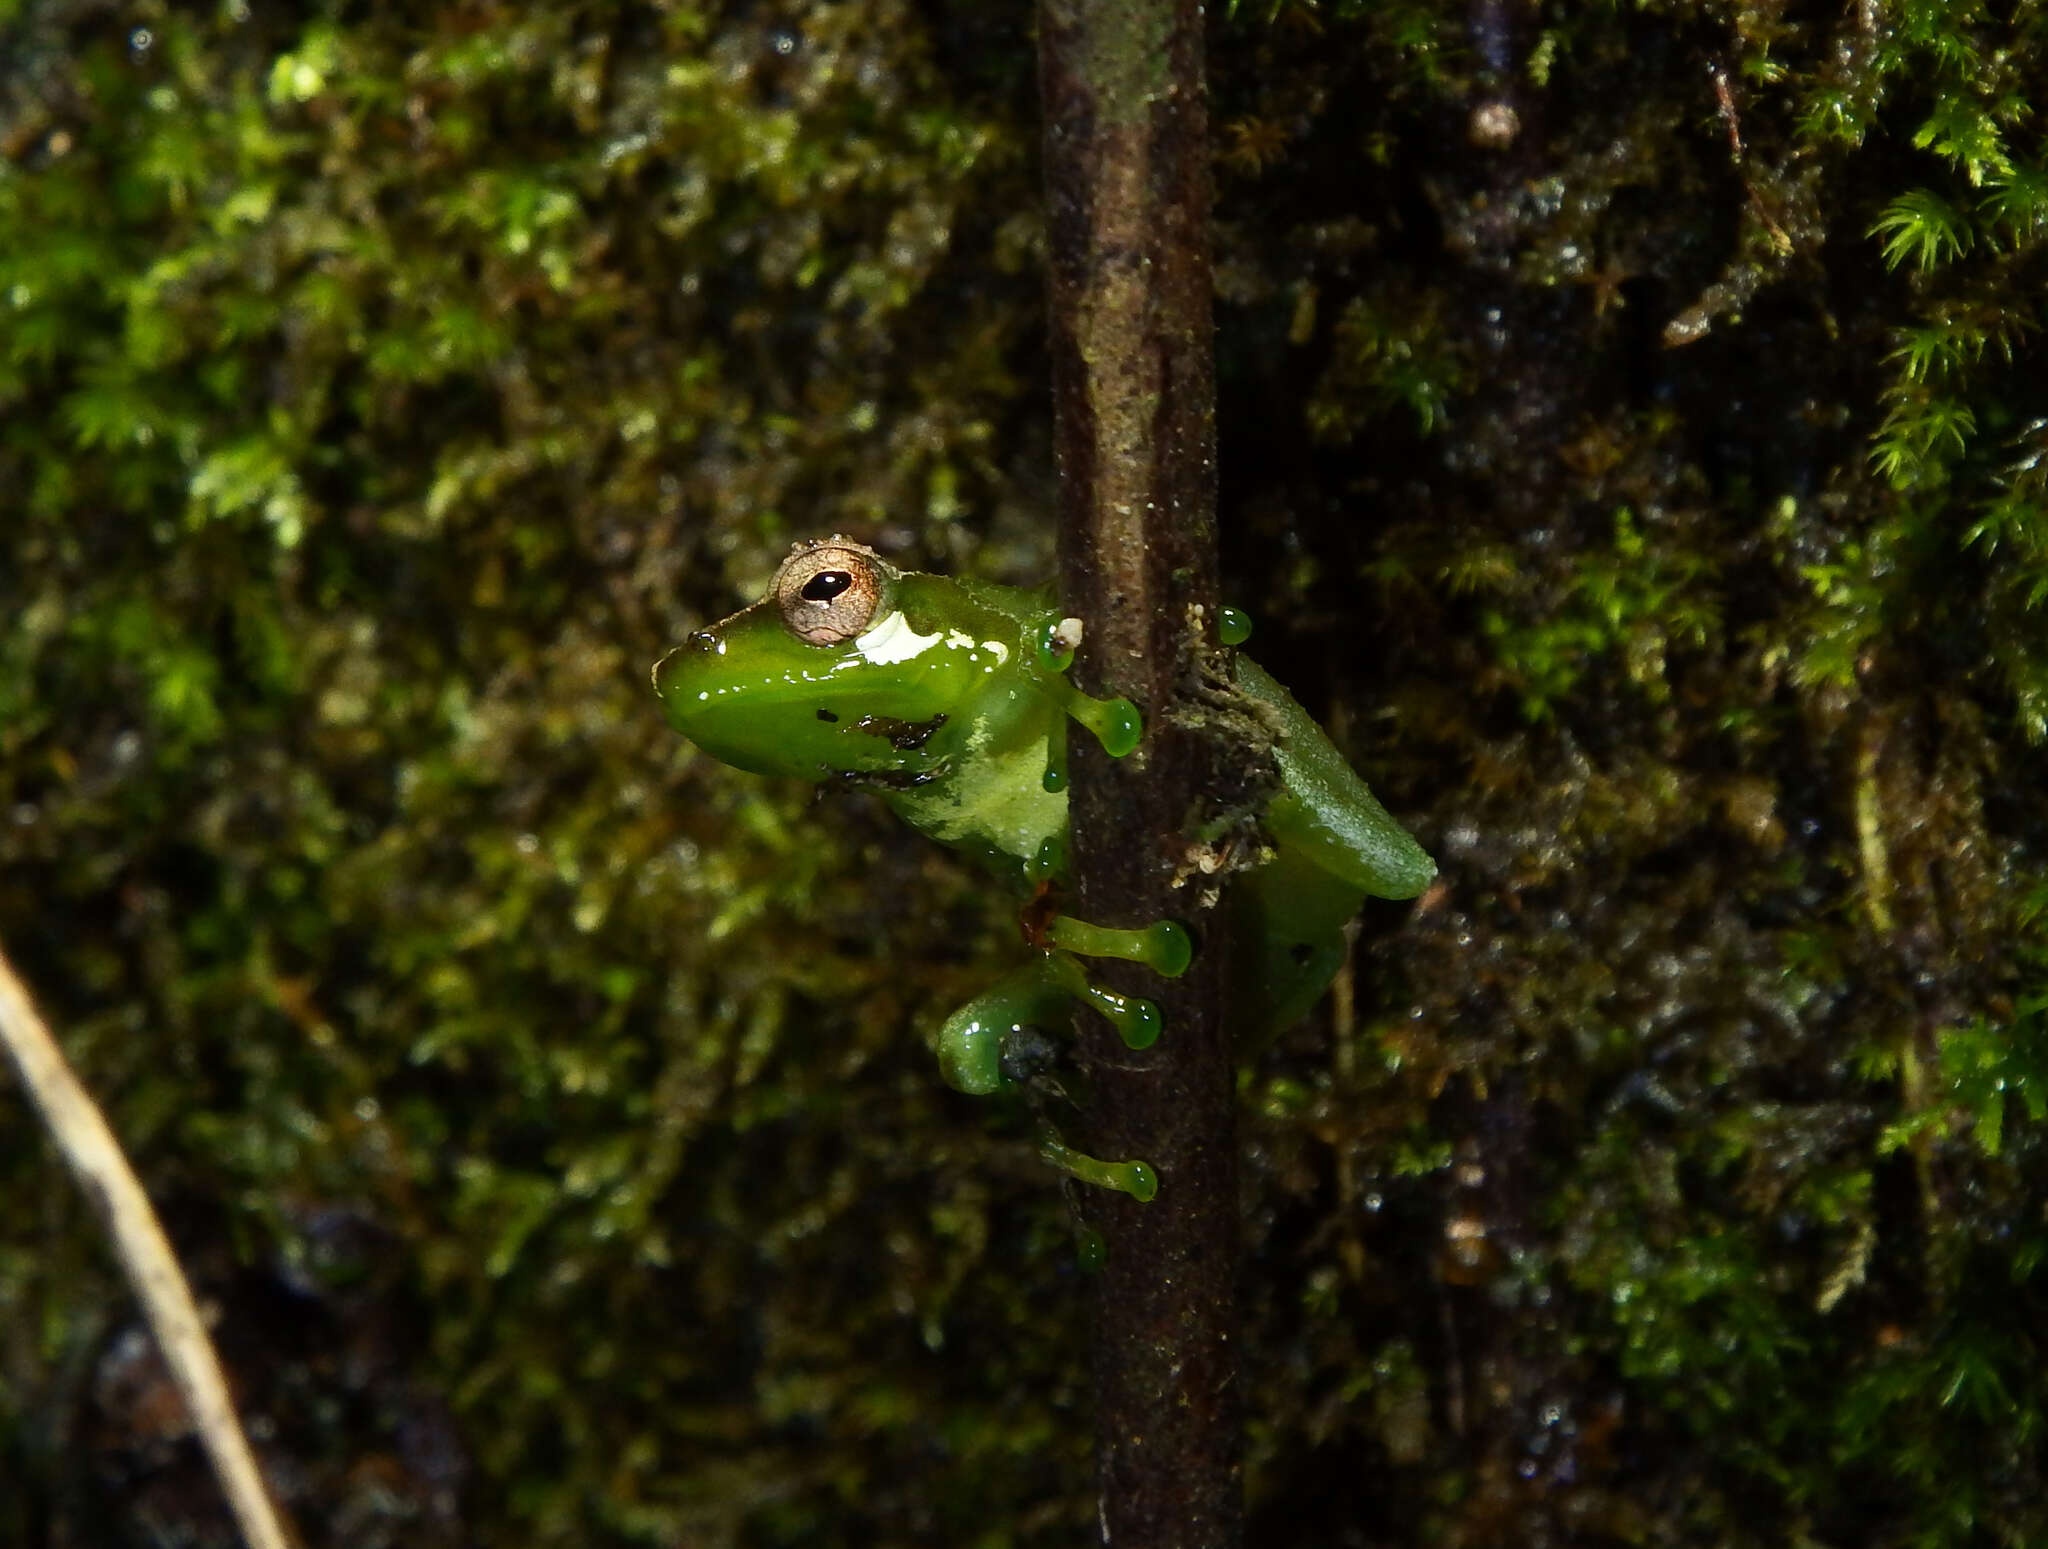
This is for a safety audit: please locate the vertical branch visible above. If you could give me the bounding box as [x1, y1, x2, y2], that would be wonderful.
[1038, 2, 1242, 1546]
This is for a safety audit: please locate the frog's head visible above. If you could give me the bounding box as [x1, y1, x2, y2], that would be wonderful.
[655, 539, 1005, 780]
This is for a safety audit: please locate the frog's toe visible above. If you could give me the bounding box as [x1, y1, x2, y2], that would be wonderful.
[1043, 915, 1192, 977]
[1040, 1136, 1158, 1201]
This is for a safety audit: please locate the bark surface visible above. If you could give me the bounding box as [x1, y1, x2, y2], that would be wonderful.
[1039, 2, 1242, 1544]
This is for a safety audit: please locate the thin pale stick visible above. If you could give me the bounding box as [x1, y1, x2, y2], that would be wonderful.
[0, 940, 298, 1549]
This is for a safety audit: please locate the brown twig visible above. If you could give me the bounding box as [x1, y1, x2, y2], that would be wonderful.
[1038, 0, 1244, 1543]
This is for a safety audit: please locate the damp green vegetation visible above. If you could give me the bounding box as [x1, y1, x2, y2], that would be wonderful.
[1469, 505, 1722, 721]
[3, 0, 2048, 1545]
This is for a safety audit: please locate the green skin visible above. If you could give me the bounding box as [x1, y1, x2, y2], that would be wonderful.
[654, 540, 1435, 1197]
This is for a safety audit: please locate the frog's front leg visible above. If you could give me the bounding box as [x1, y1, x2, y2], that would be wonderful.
[1042, 914, 1193, 977]
[1034, 616, 1142, 760]
[1025, 617, 1198, 977]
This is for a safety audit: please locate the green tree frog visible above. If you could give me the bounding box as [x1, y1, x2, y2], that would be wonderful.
[654, 539, 1434, 1198]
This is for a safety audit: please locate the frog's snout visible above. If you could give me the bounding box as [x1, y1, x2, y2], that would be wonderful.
[654, 630, 722, 696]
[653, 634, 713, 709]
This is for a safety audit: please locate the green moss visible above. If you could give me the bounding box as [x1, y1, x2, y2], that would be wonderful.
[1479, 506, 1721, 721]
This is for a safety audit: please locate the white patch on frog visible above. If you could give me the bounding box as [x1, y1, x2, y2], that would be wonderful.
[853, 610, 942, 665]
[853, 612, 1008, 669]
[948, 631, 1008, 666]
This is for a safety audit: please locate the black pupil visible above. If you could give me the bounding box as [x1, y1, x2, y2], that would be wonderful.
[801, 570, 854, 603]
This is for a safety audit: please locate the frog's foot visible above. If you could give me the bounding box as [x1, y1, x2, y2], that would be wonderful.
[1046, 951, 1163, 1050]
[935, 953, 1163, 1096]
[1040, 1135, 1158, 1201]
[1043, 915, 1193, 979]
[1048, 677, 1141, 758]
[1034, 620, 1142, 757]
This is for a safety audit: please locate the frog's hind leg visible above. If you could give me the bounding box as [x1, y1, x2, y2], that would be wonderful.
[935, 952, 1162, 1096]
[933, 954, 1163, 1200]
[934, 959, 1068, 1097]
[1234, 840, 1369, 1035]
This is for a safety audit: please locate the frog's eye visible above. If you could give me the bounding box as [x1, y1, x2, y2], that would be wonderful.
[775, 541, 887, 645]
